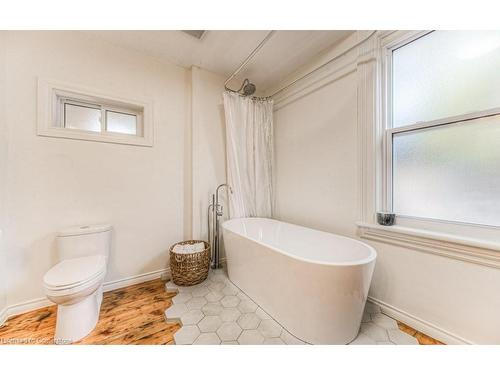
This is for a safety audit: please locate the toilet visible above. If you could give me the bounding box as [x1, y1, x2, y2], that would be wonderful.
[43, 224, 112, 343]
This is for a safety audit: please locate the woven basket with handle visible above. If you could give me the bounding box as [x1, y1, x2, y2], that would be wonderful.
[169, 240, 211, 286]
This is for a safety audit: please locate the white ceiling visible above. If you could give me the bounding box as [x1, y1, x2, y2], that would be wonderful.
[86, 30, 353, 92]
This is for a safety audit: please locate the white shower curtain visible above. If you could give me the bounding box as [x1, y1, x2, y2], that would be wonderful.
[223, 91, 274, 219]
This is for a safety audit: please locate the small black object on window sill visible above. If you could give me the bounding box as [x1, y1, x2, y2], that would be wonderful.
[377, 212, 395, 226]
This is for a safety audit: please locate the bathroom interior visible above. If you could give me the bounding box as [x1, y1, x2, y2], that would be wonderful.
[0, 1, 499, 373]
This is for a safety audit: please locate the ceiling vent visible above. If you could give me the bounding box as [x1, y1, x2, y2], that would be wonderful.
[182, 30, 206, 40]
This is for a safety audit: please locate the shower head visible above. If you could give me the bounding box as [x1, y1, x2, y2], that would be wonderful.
[242, 80, 256, 96]
[238, 78, 256, 96]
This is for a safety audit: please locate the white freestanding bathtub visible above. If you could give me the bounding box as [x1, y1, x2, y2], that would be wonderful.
[222, 217, 376, 344]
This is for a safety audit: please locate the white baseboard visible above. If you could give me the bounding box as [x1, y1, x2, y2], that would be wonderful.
[368, 296, 474, 345]
[0, 307, 7, 327]
[0, 268, 170, 326]
[102, 268, 170, 292]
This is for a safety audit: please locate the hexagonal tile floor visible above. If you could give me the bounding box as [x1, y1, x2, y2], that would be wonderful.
[165, 268, 418, 345]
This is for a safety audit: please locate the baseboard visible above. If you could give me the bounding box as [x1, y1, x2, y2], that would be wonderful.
[3, 297, 54, 322]
[0, 268, 170, 326]
[0, 307, 8, 327]
[102, 268, 170, 292]
[368, 296, 474, 345]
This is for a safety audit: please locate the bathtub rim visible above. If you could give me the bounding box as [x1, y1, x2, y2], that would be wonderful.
[222, 217, 377, 267]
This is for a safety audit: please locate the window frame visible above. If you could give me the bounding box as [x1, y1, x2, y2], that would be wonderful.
[380, 30, 500, 233]
[38, 78, 153, 147]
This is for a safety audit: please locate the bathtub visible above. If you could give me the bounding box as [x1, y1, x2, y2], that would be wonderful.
[222, 217, 376, 344]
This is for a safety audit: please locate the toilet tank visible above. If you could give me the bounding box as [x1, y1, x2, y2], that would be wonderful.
[56, 224, 112, 261]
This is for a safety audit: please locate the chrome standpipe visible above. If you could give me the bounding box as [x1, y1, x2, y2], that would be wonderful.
[208, 184, 232, 269]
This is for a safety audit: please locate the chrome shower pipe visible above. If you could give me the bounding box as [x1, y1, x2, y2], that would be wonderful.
[208, 183, 233, 269]
[207, 193, 215, 247]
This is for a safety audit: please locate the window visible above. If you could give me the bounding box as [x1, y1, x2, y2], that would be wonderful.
[386, 31, 500, 227]
[57, 94, 143, 137]
[37, 79, 153, 146]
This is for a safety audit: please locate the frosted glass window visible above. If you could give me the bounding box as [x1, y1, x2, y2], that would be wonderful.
[106, 111, 138, 135]
[64, 103, 101, 132]
[392, 114, 500, 226]
[393, 31, 500, 128]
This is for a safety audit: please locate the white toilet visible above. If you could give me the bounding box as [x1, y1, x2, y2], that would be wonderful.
[43, 224, 112, 343]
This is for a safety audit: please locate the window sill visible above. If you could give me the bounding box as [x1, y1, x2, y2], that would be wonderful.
[356, 222, 500, 269]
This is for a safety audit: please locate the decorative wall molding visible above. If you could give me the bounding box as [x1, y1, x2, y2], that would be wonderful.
[368, 296, 474, 345]
[0, 268, 170, 327]
[273, 63, 357, 111]
[358, 222, 500, 269]
[272, 38, 360, 111]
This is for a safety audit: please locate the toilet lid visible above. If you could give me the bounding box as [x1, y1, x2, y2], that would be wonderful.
[43, 255, 106, 289]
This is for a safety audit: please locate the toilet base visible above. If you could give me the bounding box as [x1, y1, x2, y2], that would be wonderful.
[54, 286, 103, 344]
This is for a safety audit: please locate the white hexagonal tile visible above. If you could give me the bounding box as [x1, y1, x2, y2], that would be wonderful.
[208, 282, 226, 292]
[238, 329, 265, 345]
[364, 302, 381, 314]
[205, 291, 224, 302]
[186, 297, 208, 310]
[180, 309, 204, 325]
[263, 337, 285, 345]
[172, 292, 193, 304]
[371, 313, 398, 329]
[193, 332, 221, 345]
[361, 311, 372, 323]
[238, 300, 257, 313]
[220, 307, 241, 322]
[237, 313, 261, 330]
[360, 322, 389, 342]
[202, 302, 224, 316]
[198, 316, 222, 333]
[217, 322, 242, 341]
[236, 291, 250, 301]
[222, 284, 239, 296]
[191, 286, 210, 297]
[255, 307, 271, 320]
[221, 295, 240, 308]
[258, 319, 282, 338]
[166, 281, 192, 293]
[349, 333, 377, 345]
[280, 330, 305, 345]
[165, 303, 188, 320]
[210, 273, 227, 283]
[174, 325, 200, 345]
[221, 341, 239, 345]
[196, 278, 211, 287]
[387, 329, 418, 345]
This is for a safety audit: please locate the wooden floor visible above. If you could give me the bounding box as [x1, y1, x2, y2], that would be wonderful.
[0, 279, 180, 345]
[0, 278, 441, 345]
[397, 322, 444, 345]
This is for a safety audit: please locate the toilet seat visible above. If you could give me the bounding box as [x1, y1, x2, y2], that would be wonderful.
[43, 255, 106, 294]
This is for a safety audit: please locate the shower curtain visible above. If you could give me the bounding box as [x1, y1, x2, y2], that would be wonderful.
[223, 91, 274, 219]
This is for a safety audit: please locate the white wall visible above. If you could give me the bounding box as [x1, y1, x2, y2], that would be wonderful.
[274, 72, 358, 236]
[2, 31, 189, 307]
[190, 67, 228, 242]
[271, 32, 500, 344]
[0, 32, 7, 321]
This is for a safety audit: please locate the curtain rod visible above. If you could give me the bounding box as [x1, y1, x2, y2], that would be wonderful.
[224, 30, 277, 91]
[268, 30, 377, 98]
[224, 30, 377, 99]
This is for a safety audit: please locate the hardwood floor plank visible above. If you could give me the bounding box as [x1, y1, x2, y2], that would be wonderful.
[0, 278, 179, 345]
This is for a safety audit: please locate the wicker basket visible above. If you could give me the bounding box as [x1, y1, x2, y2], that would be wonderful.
[169, 240, 211, 286]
